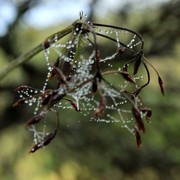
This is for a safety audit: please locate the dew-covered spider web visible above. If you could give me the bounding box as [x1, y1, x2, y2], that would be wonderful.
[14, 13, 164, 153]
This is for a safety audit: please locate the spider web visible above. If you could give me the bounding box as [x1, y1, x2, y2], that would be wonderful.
[15, 19, 148, 149]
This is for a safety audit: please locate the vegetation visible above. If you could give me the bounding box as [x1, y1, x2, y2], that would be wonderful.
[0, 0, 179, 179]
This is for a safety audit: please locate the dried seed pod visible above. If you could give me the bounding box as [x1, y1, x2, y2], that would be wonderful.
[132, 106, 145, 133]
[51, 66, 67, 84]
[44, 40, 50, 49]
[48, 57, 60, 80]
[46, 92, 66, 109]
[29, 143, 42, 153]
[158, 76, 164, 96]
[94, 96, 106, 118]
[42, 129, 57, 146]
[41, 89, 64, 108]
[92, 78, 98, 93]
[14, 85, 32, 92]
[41, 89, 54, 106]
[14, 85, 38, 93]
[117, 47, 126, 54]
[134, 127, 142, 149]
[119, 71, 136, 84]
[68, 100, 80, 111]
[92, 70, 102, 93]
[29, 129, 57, 153]
[26, 113, 45, 127]
[142, 55, 164, 96]
[133, 51, 143, 75]
[139, 106, 152, 120]
[122, 63, 128, 72]
[12, 99, 25, 107]
[146, 109, 152, 120]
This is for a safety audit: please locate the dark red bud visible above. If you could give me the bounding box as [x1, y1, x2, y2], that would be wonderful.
[122, 63, 128, 72]
[26, 113, 45, 126]
[12, 99, 25, 107]
[132, 106, 145, 133]
[139, 106, 152, 120]
[42, 129, 57, 146]
[134, 127, 142, 149]
[94, 96, 106, 118]
[48, 58, 60, 80]
[69, 100, 80, 111]
[92, 78, 98, 93]
[29, 143, 41, 153]
[44, 40, 50, 49]
[29, 129, 57, 153]
[46, 92, 66, 109]
[117, 47, 126, 54]
[133, 51, 143, 75]
[119, 71, 136, 84]
[158, 76, 164, 96]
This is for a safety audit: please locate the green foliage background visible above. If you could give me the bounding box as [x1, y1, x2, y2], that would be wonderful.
[0, 1, 180, 179]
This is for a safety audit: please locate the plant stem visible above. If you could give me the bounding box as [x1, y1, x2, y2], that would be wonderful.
[0, 25, 74, 81]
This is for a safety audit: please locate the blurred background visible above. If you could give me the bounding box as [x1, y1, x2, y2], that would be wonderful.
[0, 0, 180, 179]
